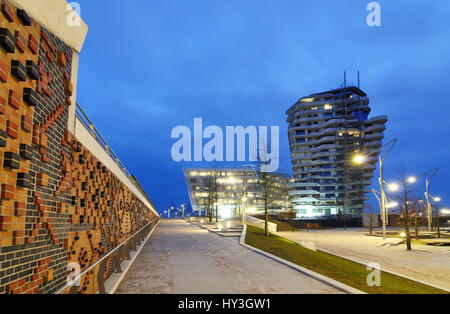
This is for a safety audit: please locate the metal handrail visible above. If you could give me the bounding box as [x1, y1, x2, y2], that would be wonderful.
[74, 103, 155, 206]
[55, 217, 159, 294]
[75, 103, 130, 175]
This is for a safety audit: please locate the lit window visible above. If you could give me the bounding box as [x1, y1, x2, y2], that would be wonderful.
[324, 104, 333, 110]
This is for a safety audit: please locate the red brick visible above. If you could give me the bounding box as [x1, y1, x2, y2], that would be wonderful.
[0, 60, 8, 82]
[2, 184, 16, 199]
[15, 31, 26, 53]
[47, 72, 54, 85]
[6, 120, 18, 138]
[0, 94, 5, 114]
[28, 34, 38, 55]
[8, 89, 21, 109]
[57, 51, 67, 67]
[37, 173, 49, 186]
[13, 230, 25, 237]
[21, 114, 32, 132]
[7, 282, 18, 291]
[41, 30, 55, 52]
[46, 50, 54, 63]
[1, 1, 15, 22]
[64, 80, 73, 95]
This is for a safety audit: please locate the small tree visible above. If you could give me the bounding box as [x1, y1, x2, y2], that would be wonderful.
[205, 170, 219, 223]
[400, 175, 412, 251]
[367, 204, 374, 235]
[254, 162, 287, 236]
[435, 205, 441, 238]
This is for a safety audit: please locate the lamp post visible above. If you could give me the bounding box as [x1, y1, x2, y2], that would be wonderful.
[373, 189, 398, 233]
[423, 168, 439, 232]
[426, 195, 441, 238]
[353, 139, 397, 240]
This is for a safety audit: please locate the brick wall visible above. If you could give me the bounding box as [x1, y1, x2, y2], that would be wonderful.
[0, 0, 157, 294]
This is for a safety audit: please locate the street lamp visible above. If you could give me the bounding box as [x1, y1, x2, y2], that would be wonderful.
[353, 154, 365, 165]
[423, 168, 439, 232]
[425, 194, 442, 238]
[388, 183, 400, 192]
[373, 189, 398, 227]
[353, 139, 397, 240]
[386, 201, 399, 209]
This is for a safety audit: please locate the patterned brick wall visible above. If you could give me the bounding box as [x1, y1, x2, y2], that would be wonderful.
[0, 0, 157, 294]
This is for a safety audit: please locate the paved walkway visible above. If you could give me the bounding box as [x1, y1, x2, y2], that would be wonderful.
[115, 220, 341, 294]
[276, 228, 450, 290]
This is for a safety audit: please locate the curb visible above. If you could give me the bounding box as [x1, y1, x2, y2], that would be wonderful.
[104, 220, 160, 294]
[239, 225, 366, 295]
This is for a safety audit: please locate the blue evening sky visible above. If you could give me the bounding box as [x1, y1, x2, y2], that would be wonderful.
[74, 0, 450, 213]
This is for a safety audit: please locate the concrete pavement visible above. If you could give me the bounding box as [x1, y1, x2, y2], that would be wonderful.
[276, 228, 450, 290]
[115, 219, 342, 294]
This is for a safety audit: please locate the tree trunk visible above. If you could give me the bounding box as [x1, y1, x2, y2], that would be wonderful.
[403, 179, 412, 251]
[436, 206, 441, 238]
[264, 174, 269, 237]
[413, 202, 418, 238]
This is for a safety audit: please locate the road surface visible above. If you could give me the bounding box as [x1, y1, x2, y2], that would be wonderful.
[116, 220, 341, 294]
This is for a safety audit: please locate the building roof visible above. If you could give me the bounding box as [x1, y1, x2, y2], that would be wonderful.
[286, 86, 368, 115]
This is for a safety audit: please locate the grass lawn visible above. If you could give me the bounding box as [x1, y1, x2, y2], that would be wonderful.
[245, 225, 448, 294]
[269, 219, 296, 232]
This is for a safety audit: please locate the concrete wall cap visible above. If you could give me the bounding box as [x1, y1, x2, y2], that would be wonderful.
[10, 0, 88, 52]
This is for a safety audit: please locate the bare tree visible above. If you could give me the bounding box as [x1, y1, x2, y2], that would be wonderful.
[252, 142, 287, 237]
[435, 204, 441, 238]
[204, 169, 219, 223]
[367, 204, 374, 235]
[400, 173, 413, 251]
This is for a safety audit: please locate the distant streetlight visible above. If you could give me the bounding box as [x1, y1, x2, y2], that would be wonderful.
[388, 183, 400, 192]
[386, 201, 399, 209]
[407, 176, 417, 184]
[441, 209, 450, 215]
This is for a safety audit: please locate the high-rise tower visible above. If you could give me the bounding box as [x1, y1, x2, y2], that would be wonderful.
[286, 86, 387, 218]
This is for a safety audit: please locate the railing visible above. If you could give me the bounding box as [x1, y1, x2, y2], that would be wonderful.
[75, 103, 131, 177]
[55, 217, 160, 294]
[75, 103, 155, 207]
